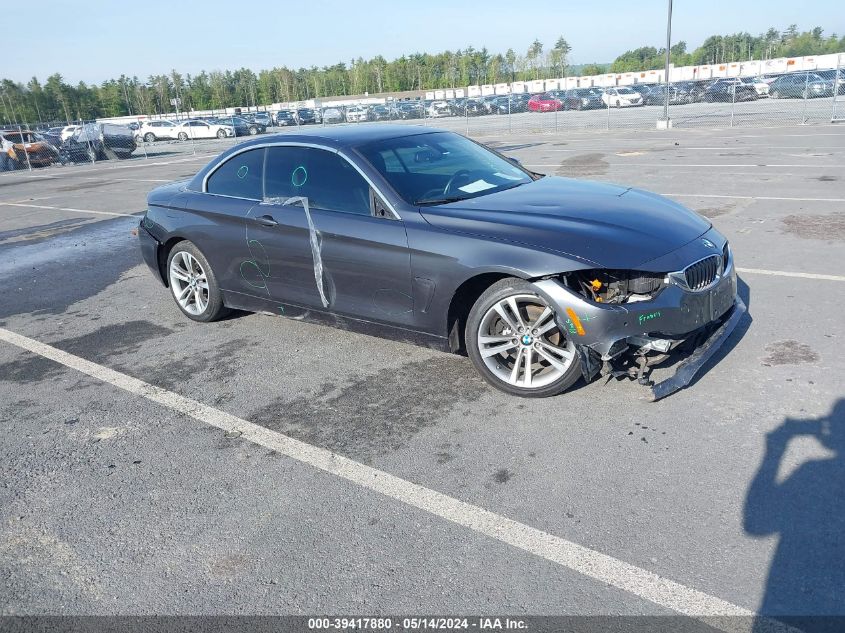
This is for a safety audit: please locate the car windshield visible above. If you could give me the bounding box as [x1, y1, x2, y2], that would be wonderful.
[359, 132, 534, 206]
[617, 88, 635, 95]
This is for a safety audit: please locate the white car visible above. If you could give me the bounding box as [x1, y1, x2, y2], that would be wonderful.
[172, 119, 234, 140]
[345, 106, 369, 123]
[135, 120, 179, 142]
[427, 100, 451, 117]
[742, 77, 770, 96]
[602, 87, 644, 107]
[59, 125, 81, 142]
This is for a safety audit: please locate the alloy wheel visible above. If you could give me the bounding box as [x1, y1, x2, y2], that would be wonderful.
[169, 251, 209, 316]
[477, 294, 576, 389]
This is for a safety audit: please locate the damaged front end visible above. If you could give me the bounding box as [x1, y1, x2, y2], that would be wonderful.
[532, 234, 746, 400]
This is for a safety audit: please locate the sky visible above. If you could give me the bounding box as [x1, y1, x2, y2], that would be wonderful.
[4, 0, 844, 84]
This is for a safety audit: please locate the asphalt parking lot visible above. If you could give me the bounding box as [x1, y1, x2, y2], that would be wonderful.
[1, 123, 844, 630]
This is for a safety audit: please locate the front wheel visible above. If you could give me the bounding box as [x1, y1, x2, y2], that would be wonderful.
[143, 132, 156, 143]
[166, 241, 229, 322]
[248, 126, 258, 135]
[217, 129, 226, 139]
[466, 278, 581, 398]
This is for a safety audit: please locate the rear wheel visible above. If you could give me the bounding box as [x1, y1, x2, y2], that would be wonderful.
[178, 132, 188, 141]
[466, 278, 581, 398]
[166, 241, 229, 322]
[771, 90, 780, 99]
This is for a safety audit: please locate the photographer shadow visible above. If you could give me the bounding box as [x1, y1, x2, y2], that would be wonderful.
[744, 400, 845, 632]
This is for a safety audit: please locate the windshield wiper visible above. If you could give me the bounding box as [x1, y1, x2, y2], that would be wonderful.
[415, 195, 468, 206]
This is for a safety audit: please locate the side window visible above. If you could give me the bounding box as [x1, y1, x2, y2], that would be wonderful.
[265, 147, 371, 216]
[206, 148, 265, 199]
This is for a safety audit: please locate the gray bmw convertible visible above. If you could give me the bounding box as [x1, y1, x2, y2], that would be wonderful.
[139, 125, 745, 399]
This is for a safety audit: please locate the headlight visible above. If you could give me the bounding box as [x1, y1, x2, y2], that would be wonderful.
[582, 98, 590, 104]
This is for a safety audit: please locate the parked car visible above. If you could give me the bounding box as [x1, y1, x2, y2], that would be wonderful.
[138, 125, 743, 400]
[768, 73, 835, 99]
[528, 92, 563, 112]
[345, 105, 370, 123]
[644, 84, 691, 106]
[135, 120, 179, 142]
[450, 98, 485, 117]
[0, 129, 59, 170]
[173, 119, 234, 140]
[321, 107, 346, 124]
[814, 69, 845, 95]
[560, 88, 605, 110]
[274, 111, 296, 126]
[59, 123, 136, 164]
[396, 102, 424, 119]
[369, 105, 398, 121]
[628, 84, 655, 100]
[243, 112, 273, 127]
[295, 108, 318, 125]
[486, 95, 515, 115]
[742, 77, 770, 97]
[674, 81, 709, 102]
[42, 127, 65, 148]
[602, 87, 644, 107]
[59, 125, 81, 142]
[214, 116, 265, 136]
[427, 100, 451, 118]
[702, 79, 758, 102]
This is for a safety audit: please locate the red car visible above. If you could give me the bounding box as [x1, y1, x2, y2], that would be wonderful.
[528, 92, 563, 112]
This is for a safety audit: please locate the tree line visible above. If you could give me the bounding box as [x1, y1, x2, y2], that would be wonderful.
[1, 25, 842, 126]
[610, 25, 845, 72]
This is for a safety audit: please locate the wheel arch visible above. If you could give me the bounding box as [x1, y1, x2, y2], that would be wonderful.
[446, 271, 526, 354]
[157, 236, 188, 287]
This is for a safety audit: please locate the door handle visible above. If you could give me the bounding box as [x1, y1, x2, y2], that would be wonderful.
[254, 214, 278, 227]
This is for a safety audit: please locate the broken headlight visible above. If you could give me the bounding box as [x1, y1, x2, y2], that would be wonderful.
[566, 269, 667, 304]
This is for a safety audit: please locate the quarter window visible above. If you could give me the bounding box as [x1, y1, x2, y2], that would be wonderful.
[206, 147, 265, 199]
[264, 146, 371, 216]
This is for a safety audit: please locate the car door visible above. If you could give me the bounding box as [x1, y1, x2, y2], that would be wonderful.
[257, 145, 414, 323]
[188, 147, 266, 295]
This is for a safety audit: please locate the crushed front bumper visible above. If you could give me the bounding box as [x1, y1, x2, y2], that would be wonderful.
[532, 256, 745, 400]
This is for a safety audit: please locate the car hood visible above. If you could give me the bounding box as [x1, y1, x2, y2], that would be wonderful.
[419, 176, 711, 269]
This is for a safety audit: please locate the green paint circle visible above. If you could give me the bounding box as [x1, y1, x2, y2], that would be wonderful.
[291, 166, 308, 187]
[236, 165, 249, 179]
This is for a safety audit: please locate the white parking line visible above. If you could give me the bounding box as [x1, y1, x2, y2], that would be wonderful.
[0, 202, 138, 218]
[0, 326, 798, 633]
[737, 267, 845, 282]
[662, 193, 845, 203]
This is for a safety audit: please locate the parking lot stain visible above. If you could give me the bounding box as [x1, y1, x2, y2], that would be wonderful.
[781, 212, 845, 242]
[145, 338, 252, 391]
[248, 356, 486, 463]
[762, 340, 820, 366]
[53, 320, 174, 364]
[0, 354, 66, 384]
[493, 468, 513, 484]
[695, 203, 736, 219]
[0, 218, 94, 245]
[556, 153, 608, 177]
[817, 175, 837, 182]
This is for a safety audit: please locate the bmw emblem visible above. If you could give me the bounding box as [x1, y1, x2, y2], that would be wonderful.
[701, 238, 716, 249]
[521, 334, 533, 346]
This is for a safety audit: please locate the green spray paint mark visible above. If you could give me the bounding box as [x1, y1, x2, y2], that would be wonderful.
[236, 164, 248, 179]
[638, 310, 662, 326]
[291, 165, 307, 187]
[278, 305, 285, 314]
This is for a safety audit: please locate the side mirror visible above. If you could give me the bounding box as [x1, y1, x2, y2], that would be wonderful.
[505, 156, 522, 167]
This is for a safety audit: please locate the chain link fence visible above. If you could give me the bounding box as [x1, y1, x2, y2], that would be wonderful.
[2, 55, 844, 175]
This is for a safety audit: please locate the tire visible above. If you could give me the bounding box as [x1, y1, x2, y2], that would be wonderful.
[143, 132, 156, 143]
[248, 126, 258, 135]
[465, 278, 581, 398]
[771, 90, 780, 99]
[86, 146, 97, 163]
[178, 132, 188, 141]
[166, 241, 229, 322]
[216, 129, 226, 139]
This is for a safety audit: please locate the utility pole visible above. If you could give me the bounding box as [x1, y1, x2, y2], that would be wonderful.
[662, 0, 673, 125]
